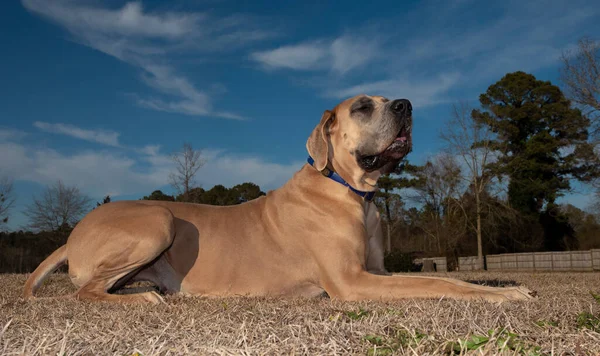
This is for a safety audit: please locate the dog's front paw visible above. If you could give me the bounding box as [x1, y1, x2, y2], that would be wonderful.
[502, 286, 538, 301]
[141, 291, 166, 305]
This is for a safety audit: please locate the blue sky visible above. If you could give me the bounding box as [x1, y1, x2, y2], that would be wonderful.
[1, 0, 599, 230]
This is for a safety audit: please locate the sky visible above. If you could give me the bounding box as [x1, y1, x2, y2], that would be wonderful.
[1, 0, 599, 231]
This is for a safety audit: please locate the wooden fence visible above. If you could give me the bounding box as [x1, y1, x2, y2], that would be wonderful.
[414, 257, 447, 272]
[458, 256, 484, 271]
[458, 249, 600, 272]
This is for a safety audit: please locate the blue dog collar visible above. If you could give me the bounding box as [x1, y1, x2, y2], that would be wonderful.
[307, 156, 376, 201]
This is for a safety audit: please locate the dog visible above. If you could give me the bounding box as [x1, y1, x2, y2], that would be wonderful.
[24, 94, 535, 304]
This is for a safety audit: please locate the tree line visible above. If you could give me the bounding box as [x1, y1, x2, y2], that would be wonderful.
[1, 37, 600, 272]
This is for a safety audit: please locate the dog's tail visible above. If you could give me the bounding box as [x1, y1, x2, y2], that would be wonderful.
[23, 244, 67, 299]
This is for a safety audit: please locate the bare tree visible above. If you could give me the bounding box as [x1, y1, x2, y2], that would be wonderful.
[588, 190, 600, 219]
[440, 102, 496, 269]
[0, 177, 15, 226]
[24, 180, 92, 231]
[411, 153, 464, 255]
[560, 37, 600, 139]
[169, 143, 206, 202]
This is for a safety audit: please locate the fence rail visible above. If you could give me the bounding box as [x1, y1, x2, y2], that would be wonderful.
[458, 249, 600, 272]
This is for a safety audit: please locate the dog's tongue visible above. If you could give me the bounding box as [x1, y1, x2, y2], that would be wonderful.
[396, 136, 407, 143]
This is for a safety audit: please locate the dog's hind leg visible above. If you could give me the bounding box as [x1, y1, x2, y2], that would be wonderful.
[67, 204, 176, 304]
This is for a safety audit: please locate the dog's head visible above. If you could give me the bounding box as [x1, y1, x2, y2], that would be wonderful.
[306, 94, 412, 191]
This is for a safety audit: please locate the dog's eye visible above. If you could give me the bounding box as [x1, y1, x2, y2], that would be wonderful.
[350, 97, 374, 116]
[352, 104, 373, 114]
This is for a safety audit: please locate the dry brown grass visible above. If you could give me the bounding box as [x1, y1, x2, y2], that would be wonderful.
[1, 272, 599, 355]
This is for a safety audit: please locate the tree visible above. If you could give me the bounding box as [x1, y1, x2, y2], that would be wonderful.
[375, 175, 406, 223]
[96, 195, 111, 207]
[184, 187, 206, 203]
[24, 180, 92, 232]
[142, 190, 175, 201]
[472, 71, 599, 249]
[231, 182, 266, 203]
[457, 186, 527, 255]
[440, 101, 496, 269]
[374, 175, 403, 253]
[563, 203, 600, 250]
[410, 154, 463, 255]
[175, 183, 265, 205]
[560, 37, 600, 139]
[190, 184, 235, 205]
[373, 163, 419, 252]
[169, 143, 206, 202]
[0, 177, 15, 226]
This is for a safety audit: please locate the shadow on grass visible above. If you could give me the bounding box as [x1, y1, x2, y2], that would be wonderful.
[113, 281, 160, 295]
[464, 279, 520, 287]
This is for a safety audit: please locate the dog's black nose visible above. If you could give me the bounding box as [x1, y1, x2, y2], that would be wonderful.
[391, 99, 412, 116]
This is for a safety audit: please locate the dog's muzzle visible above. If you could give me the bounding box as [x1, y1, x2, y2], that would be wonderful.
[357, 99, 413, 173]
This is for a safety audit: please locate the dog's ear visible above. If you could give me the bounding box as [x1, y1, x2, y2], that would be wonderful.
[306, 109, 335, 171]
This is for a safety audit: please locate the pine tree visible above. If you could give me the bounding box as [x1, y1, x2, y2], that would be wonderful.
[472, 71, 599, 250]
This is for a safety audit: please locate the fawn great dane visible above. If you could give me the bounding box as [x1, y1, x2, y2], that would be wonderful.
[24, 94, 535, 304]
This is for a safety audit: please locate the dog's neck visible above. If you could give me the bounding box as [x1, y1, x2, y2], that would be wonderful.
[306, 156, 376, 201]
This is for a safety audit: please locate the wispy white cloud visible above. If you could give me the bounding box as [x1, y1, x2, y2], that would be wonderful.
[198, 150, 302, 189]
[251, 41, 329, 71]
[398, 0, 600, 86]
[0, 130, 301, 198]
[33, 121, 121, 147]
[136, 144, 162, 156]
[31, 123, 188, 163]
[251, 35, 380, 74]
[0, 128, 27, 142]
[330, 36, 380, 74]
[22, 1, 201, 39]
[0, 141, 168, 197]
[326, 72, 461, 108]
[21, 0, 269, 119]
[251, 0, 600, 106]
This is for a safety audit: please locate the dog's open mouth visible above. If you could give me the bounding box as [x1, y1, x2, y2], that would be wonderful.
[382, 125, 410, 159]
[358, 125, 412, 172]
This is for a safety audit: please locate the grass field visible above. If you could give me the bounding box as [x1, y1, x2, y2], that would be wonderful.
[1, 272, 599, 355]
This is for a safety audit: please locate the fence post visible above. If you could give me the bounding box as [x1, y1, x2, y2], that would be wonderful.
[593, 249, 600, 271]
[570, 251, 573, 270]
